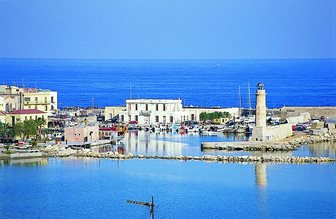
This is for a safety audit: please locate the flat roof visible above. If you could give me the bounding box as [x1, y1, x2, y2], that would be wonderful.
[126, 99, 182, 103]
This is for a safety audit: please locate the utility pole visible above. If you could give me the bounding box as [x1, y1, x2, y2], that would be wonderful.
[127, 196, 155, 219]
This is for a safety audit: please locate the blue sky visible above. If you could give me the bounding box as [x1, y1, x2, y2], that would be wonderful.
[0, 0, 335, 59]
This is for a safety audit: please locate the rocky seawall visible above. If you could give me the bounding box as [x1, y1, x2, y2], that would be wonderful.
[42, 148, 336, 164]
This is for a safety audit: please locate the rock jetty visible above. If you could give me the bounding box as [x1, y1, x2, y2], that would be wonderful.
[41, 148, 336, 164]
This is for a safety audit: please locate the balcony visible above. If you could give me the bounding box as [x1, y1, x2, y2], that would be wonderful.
[24, 101, 50, 105]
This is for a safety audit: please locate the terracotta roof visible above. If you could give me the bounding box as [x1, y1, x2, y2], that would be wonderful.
[9, 109, 46, 115]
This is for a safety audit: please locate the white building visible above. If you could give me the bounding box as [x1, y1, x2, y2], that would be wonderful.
[116, 99, 239, 125]
[119, 99, 189, 125]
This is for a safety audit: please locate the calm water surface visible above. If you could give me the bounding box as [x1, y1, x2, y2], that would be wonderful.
[95, 131, 336, 158]
[0, 158, 335, 219]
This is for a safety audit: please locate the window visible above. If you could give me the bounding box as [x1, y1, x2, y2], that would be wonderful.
[121, 115, 124, 122]
[135, 115, 138, 122]
[45, 106, 48, 111]
[24, 97, 30, 102]
[145, 104, 148, 111]
[163, 104, 166, 111]
[135, 104, 138, 111]
[51, 96, 54, 103]
[129, 115, 131, 121]
[170, 116, 173, 123]
[44, 97, 47, 103]
[35, 97, 38, 102]
[156, 104, 159, 111]
[156, 116, 159, 123]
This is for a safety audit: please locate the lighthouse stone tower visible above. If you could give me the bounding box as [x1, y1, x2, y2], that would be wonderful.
[255, 82, 266, 127]
[251, 82, 293, 142]
[251, 82, 267, 141]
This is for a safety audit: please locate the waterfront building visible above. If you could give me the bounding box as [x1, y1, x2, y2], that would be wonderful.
[212, 117, 231, 125]
[0, 111, 6, 123]
[110, 99, 238, 125]
[64, 125, 99, 145]
[104, 106, 126, 120]
[0, 97, 6, 112]
[0, 85, 24, 112]
[183, 107, 239, 122]
[251, 83, 292, 141]
[23, 88, 58, 115]
[119, 99, 189, 125]
[5, 109, 48, 127]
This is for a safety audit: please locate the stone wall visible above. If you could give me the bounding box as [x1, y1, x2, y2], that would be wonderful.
[252, 124, 293, 142]
[281, 107, 336, 119]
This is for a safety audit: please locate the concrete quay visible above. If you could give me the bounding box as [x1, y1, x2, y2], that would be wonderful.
[201, 141, 296, 151]
[201, 133, 336, 152]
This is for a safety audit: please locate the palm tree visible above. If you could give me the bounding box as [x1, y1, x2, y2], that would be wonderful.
[35, 117, 46, 142]
[23, 119, 38, 140]
[13, 122, 24, 139]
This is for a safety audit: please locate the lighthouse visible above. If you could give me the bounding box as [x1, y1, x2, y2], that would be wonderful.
[255, 82, 266, 127]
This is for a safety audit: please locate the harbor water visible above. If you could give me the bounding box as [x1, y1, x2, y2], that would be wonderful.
[94, 131, 336, 158]
[0, 158, 335, 219]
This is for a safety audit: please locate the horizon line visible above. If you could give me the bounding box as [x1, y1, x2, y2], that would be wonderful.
[0, 57, 335, 61]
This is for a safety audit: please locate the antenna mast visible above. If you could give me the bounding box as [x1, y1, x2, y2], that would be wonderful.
[127, 196, 155, 219]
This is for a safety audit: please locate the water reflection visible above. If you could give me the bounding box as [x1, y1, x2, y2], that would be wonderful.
[91, 131, 336, 158]
[116, 130, 249, 156]
[0, 158, 48, 166]
[255, 163, 267, 187]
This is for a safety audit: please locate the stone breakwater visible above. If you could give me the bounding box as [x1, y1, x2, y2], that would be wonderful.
[46, 150, 336, 164]
[201, 134, 336, 152]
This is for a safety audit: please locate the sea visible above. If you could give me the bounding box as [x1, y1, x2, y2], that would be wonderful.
[0, 58, 335, 218]
[0, 58, 335, 108]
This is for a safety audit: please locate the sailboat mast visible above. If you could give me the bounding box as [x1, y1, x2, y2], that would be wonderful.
[238, 85, 243, 109]
[248, 81, 251, 116]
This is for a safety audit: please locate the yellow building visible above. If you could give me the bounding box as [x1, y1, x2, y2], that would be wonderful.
[0, 111, 5, 123]
[0, 85, 24, 112]
[212, 117, 230, 125]
[23, 88, 57, 115]
[104, 106, 126, 120]
[6, 109, 48, 127]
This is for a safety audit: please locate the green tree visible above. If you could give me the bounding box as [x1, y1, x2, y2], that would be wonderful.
[35, 117, 46, 142]
[13, 122, 24, 139]
[23, 119, 38, 140]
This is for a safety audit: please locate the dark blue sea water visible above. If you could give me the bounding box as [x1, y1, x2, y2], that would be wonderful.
[0, 59, 335, 108]
[0, 158, 335, 219]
